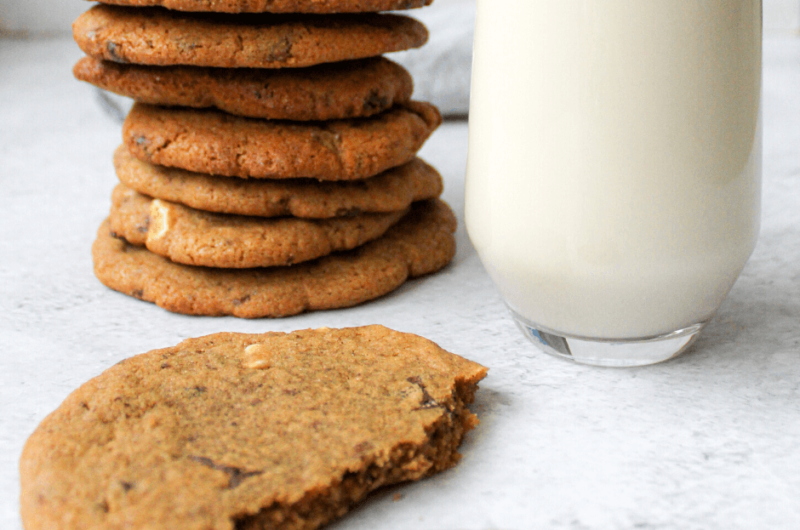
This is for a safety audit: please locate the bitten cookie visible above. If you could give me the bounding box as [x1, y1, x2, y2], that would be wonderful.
[73, 5, 428, 68]
[114, 146, 443, 218]
[123, 101, 442, 180]
[108, 184, 407, 268]
[20, 325, 487, 530]
[92, 199, 456, 317]
[88, 0, 434, 14]
[74, 56, 413, 121]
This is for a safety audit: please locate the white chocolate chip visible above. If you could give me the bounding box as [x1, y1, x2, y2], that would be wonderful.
[148, 199, 172, 241]
[244, 344, 264, 356]
[244, 358, 271, 370]
[244, 343, 274, 369]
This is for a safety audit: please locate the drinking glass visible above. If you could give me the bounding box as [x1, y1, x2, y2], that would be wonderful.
[465, 0, 762, 366]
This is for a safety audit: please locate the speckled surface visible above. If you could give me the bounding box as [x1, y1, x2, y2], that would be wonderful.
[1, 38, 799, 530]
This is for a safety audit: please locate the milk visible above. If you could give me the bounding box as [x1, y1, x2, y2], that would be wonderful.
[466, 0, 762, 339]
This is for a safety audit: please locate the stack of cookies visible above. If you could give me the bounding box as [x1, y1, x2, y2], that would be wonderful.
[72, 0, 456, 317]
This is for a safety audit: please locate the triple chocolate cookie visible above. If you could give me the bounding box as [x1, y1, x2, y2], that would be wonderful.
[20, 325, 486, 530]
[109, 184, 407, 268]
[123, 102, 442, 180]
[93, 199, 456, 317]
[114, 146, 443, 218]
[73, 5, 428, 68]
[73, 56, 413, 121]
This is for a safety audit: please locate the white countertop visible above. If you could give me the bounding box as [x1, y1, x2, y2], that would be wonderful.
[2, 37, 799, 530]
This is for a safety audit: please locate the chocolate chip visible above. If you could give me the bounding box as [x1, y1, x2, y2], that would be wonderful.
[363, 90, 389, 113]
[106, 42, 127, 63]
[263, 36, 293, 62]
[407, 376, 439, 409]
[136, 218, 150, 234]
[335, 207, 362, 217]
[232, 294, 251, 306]
[354, 441, 374, 455]
[177, 41, 198, 52]
[188, 456, 263, 489]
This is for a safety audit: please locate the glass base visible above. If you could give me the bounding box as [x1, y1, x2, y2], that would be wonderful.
[510, 309, 707, 367]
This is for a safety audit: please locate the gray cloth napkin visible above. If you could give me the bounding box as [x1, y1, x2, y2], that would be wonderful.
[389, 1, 475, 117]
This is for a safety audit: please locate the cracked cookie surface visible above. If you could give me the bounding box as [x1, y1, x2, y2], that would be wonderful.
[123, 101, 441, 180]
[92, 199, 456, 317]
[108, 184, 407, 268]
[74, 56, 413, 121]
[89, 0, 434, 14]
[20, 325, 487, 530]
[73, 5, 428, 68]
[114, 146, 442, 218]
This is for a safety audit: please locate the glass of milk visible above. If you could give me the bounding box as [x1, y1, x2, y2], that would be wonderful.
[465, 0, 762, 366]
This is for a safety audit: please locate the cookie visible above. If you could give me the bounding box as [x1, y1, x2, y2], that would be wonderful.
[73, 5, 428, 69]
[20, 325, 487, 530]
[114, 146, 443, 218]
[73, 56, 413, 121]
[89, 0, 434, 14]
[124, 101, 442, 180]
[93, 199, 456, 317]
[108, 184, 407, 268]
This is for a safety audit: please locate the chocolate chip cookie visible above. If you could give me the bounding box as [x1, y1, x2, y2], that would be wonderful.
[114, 146, 442, 218]
[123, 101, 441, 180]
[108, 184, 407, 268]
[74, 56, 413, 121]
[73, 5, 428, 68]
[93, 199, 456, 317]
[89, 0, 434, 14]
[20, 325, 486, 530]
